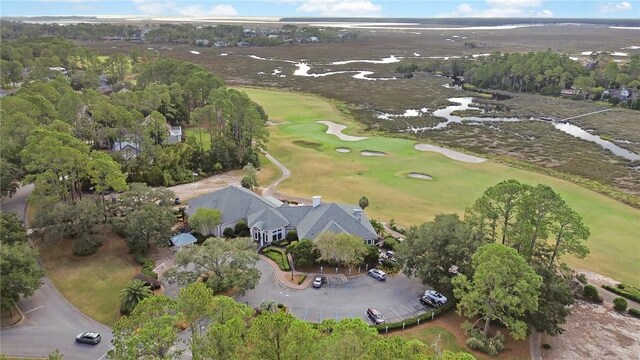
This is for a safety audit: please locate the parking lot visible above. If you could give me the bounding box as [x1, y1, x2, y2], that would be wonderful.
[236, 260, 436, 325]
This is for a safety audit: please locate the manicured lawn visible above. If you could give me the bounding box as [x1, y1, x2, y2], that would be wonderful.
[237, 87, 640, 286]
[394, 325, 465, 354]
[38, 234, 139, 326]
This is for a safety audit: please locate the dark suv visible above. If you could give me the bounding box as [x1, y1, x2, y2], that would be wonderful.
[75, 332, 101, 345]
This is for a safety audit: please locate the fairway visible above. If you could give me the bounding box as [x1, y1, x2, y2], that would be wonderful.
[238, 87, 640, 286]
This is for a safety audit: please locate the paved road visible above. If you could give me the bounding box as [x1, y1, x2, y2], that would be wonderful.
[237, 260, 434, 325]
[1, 185, 114, 360]
[1, 277, 114, 360]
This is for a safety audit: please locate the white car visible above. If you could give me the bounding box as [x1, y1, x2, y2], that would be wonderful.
[368, 268, 387, 281]
[424, 290, 447, 306]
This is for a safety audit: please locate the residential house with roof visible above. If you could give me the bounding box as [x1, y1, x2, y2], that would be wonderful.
[186, 185, 379, 247]
[112, 141, 141, 160]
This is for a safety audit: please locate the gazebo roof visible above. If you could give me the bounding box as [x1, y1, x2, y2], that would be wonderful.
[171, 233, 197, 247]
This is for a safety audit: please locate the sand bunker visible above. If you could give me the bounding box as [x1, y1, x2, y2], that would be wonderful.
[361, 150, 386, 157]
[415, 144, 486, 163]
[408, 172, 433, 180]
[336, 147, 351, 153]
[317, 121, 368, 141]
[189, 51, 201, 55]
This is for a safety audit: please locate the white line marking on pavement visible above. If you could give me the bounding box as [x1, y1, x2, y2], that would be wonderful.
[98, 347, 113, 360]
[388, 306, 403, 321]
[401, 303, 416, 316]
[23, 305, 44, 314]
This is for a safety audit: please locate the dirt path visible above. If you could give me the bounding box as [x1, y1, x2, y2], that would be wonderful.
[168, 171, 243, 201]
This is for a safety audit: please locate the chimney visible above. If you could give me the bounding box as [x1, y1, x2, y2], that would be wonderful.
[312, 196, 321, 208]
[354, 208, 363, 221]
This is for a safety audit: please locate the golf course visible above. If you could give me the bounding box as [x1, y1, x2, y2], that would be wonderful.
[196, 87, 638, 286]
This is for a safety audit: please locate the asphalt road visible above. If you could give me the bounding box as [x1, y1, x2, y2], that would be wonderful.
[237, 260, 435, 325]
[1, 185, 114, 360]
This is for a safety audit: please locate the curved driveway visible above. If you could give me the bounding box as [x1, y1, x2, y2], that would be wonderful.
[1, 185, 113, 360]
[237, 260, 432, 324]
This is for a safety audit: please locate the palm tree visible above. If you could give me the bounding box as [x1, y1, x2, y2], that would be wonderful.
[120, 279, 152, 315]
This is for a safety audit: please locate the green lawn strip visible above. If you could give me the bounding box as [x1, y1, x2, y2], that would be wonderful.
[38, 235, 139, 326]
[184, 127, 211, 150]
[394, 325, 466, 355]
[238, 87, 640, 286]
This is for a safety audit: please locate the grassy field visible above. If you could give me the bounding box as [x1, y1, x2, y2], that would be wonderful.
[38, 234, 139, 326]
[238, 87, 640, 286]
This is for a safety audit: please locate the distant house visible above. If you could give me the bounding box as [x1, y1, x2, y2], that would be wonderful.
[0, 88, 17, 98]
[237, 41, 251, 47]
[603, 88, 633, 102]
[112, 141, 141, 160]
[186, 186, 379, 247]
[48, 67, 68, 76]
[214, 40, 230, 47]
[561, 88, 580, 96]
[308, 36, 320, 43]
[168, 126, 182, 144]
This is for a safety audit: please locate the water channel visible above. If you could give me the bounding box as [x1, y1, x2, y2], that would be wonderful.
[390, 97, 640, 161]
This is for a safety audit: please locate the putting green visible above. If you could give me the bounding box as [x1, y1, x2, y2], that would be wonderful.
[238, 87, 640, 286]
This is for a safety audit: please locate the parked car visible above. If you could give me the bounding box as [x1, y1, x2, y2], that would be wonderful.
[75, 332, 101, 345]
[367, 307, 386, 324]
[423, 290, 448, 307]
[385, 250, 395, 258]
[312, 275, 327, 288]
[419, 295, 438, 308]
[368, 268, 387, 281]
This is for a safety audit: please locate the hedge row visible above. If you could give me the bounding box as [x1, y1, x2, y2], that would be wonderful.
[373, 301, 455, 332]
[263, 247, 290, 271]
[628, 308, 640, 318]
[602, 284, 640, 303]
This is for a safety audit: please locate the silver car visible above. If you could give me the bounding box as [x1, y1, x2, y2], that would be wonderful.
[368, 268, 387, 281]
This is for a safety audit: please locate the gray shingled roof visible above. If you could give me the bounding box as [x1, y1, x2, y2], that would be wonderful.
[296, 203, 378, 241]
[186, 185, 274, 224]
[248, 208, 289, 230]
[187, 186, 378, 241]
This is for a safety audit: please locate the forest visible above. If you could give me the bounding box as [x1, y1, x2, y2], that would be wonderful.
[399, 50, 640, 110]
[0, 37, 268, 199]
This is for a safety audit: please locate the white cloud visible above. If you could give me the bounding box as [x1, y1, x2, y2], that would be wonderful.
[486, 0, 543, 7]
[537, 9, 553, 17]
[39, 0, 102, 2]
[600, 1, 633, 13]
[177, 4, 238, 16]
[133, 0, 175, 15]
[295, 0, 382, 17]
[437, 0, 553, 18]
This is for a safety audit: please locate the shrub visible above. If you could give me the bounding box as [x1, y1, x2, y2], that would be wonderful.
[463, 328, 504, 356]
[143, 259, 156, 270]
[263, 247, 290, 271]
[234, 221, 249, 237]
[602, 284, 640, 303]
[72, 234, 103, 256]
[141, 267, 158, 279]
[542, 343, 552, 350]
[286, 230, 298, 242]
[628, 308, 640, 318]
[613, 297, 628, 311]
[223, 227, 235, 238]
[384, 237, 398, 250]
[297, 275, 307, 285]
[134, 253, 147, 265]
[583, 284, 603, 303]
[133, 273, 161, 290]
[373, 300, 454, 331]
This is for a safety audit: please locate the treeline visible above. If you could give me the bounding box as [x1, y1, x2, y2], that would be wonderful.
[280, 17, 640, 27]
[110, 281, 476, 360]
[0, 21, 354, 47]
[399, 51, 640, 110]
[1, 37, 267, 200]
[0, 21, 141, 41]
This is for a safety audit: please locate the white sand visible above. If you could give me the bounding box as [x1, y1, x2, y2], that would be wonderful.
[408, 172, 432, 180]
[361, 150, 386, 157]
[414, 144, 486, 163]
[335, 147, 351, 153]
[317, 121, 368, 141]
[189, 51, 201, 55]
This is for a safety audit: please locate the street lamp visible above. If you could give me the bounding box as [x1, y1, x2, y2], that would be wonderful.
[290, 255, 295, 281]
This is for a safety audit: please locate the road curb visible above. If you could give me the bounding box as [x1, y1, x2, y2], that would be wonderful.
[259, 256, 311, 290]
[1, 299, 26, 329]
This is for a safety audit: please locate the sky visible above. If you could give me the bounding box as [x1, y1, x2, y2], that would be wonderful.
[0, 0, 638, 18]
